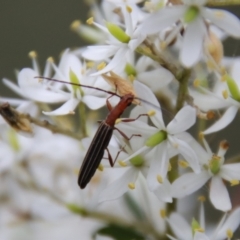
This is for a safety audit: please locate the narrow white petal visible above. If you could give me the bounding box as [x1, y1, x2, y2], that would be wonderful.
[168, 213, 192, 240]
[134, 81, 165, 129]
[172, 171, 210, 198]
[43, 98, 79, 116]
[209, 176, 231, 212]
[194, 232, 209, 240]
[167, 106, 196, 134]
[175, 137, 200, 173]
[83, 96, 106, 110]
[82, 45, 118, 61]
[147, 142, 168, 191]
[141, 6, 186, 35]
[214, 207, 240, 240]
[203, 106, 238, 135]
[202, 9, 240, 38]
[220, 163, 240, 181]
[180, 18, 206, 67]
[98, 168, 138, 202]
[91, 48, 127, 76]
[154, 179, 173, 202]
[138, 68, 173, 91]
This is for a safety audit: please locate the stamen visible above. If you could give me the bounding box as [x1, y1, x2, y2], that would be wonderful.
[148, 110, 156, 116]
[86, 17, 94, 25]
[126, 5, 132, 13]
[97, 62, 106, 70]
[47, 57, 54, 63]
[157, 175, 163, 183]
[226, 229, 233, 239]
[198, 196, 206, 202]
[230, 179, 239, 186]
[115, 118, 122, 124]
[118, 160, 127, 167]
[179, 160, 189, 168]
[68, 111, 75, 115]
[28, 51, 37, 58]
[128, 182, 135, 189]
[222, 90, 228, 99]
[193, 79, 200, 87]
[70, 20, 81, 31]
[98, 163, 104, 171]
[160, 209, 166, 218]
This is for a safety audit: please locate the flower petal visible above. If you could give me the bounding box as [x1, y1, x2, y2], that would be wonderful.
[98, 168, 138, 202]
[43, 98, 79, 116]
[172, 171, 210, 198]
[203, 106, 238, 135]
[154, 179, 172, 202]
[83, 96, 106, 110]
[180, 17, 206, 67]
[202, 9, 240, 38]
[220, 163, 240, 181]
[167, 106, 196, 134]
[210, 176, 231, 212]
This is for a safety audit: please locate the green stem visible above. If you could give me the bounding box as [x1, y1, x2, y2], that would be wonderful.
[176, 69, 191, 112]
[78, 101, 87, 138]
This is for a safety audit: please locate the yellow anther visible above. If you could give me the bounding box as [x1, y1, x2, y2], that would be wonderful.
[126, 5, 132, 13]
[118, 160, 127, 167]
[68, 111, 75, 115]
[193, 79, 200, 87]
[157, 175, 163, 184]
[195, 228, 205, 233]
[178, 160, 189, 168]
[220, 140, 229, 150]
[115, 118, 122, 124]
[128, 74, 135, 82]
[230, 179, 239, 186]
[147, 110, 156, 116]
[86, 61, 94, 68]
[222, 90, 228, 99]
[128, 182, 135, 189]
[226, 229, 233, 239]
[97, 62, 106, 70]
[28, 51, 37, 58]
[86, 17, 94, 25]
[206, 60, 215, 70]
[160, 209, 166, 218]
[199, 132, 204, 140]
[206, 111, 215, 120]
[47, 57, 54, 63]
[168, 163, 172, 172]
[173, 142, 179, 148]
[214, 11, 224, 18]
[98, 163, 104, 171]
[70, 20, 81, 30]
[198, 196, 206, 202]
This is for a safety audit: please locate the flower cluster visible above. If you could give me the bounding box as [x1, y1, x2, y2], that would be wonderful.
[1, 0, 240, 239]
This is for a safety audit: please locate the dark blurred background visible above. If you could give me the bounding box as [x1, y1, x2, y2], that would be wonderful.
[0, 0, 89, 96]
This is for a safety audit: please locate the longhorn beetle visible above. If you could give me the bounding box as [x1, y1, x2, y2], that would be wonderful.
[37, 76, 152, 189]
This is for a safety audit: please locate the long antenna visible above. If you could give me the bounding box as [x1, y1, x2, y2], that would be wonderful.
[35, 76, 170, 115]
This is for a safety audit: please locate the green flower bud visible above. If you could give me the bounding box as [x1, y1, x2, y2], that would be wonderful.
[8, 129, 20, 152]
[184, 6, 199, 23]
[69, 69, 83, 97]
[225, 74, 240, 101]
[209, 155, 220, 175]
[130, 155, 144, 167]
[145, 130, 167, 147]
[125, 63, 137, 77]
[106, 22, 130, 43]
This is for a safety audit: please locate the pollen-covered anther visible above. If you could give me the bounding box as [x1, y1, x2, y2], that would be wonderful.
[220, 140, 229, 150]
[86, 61, 94, 68]
[126, 5, 132, 13]
[193, 79, 200, 87]
[206, 110, 215, 120]
[128, 182, 135, 190]
[98, 163, 104, 171]
[179, 160, 189, 168]
[195, 228, 205, 233]
[68, 111, 75, 115]
[97, 62, 106, 70]
[86, 17, 94, 25]
[142, 46, 152, 54]
[222, 90, 228, 99]
[147, 110, 156, 116]
[47, 57, 54, 63]
[157, 175, 163, 184]
[198, 196, 206, 202]
[115, 118, 122, 124]
[70, 20, 81, 31]
[118, 160, 127, 167]
[160, 209, 166, 218]
[73, 168, 79, 175]
[28, 51, 37, 58]
[226, 229, 233, 239]
[230, 179, 239, 186]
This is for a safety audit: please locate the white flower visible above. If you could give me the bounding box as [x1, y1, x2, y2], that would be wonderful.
[140, 0, 240, 67]
[172, 138, 240, 212]
[43, 50, 109, 115]
[3, 53, 67, 103]
[116, 82, 199, 192]
[82, 5, 145, 75]
[167, 205, 240, 240]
